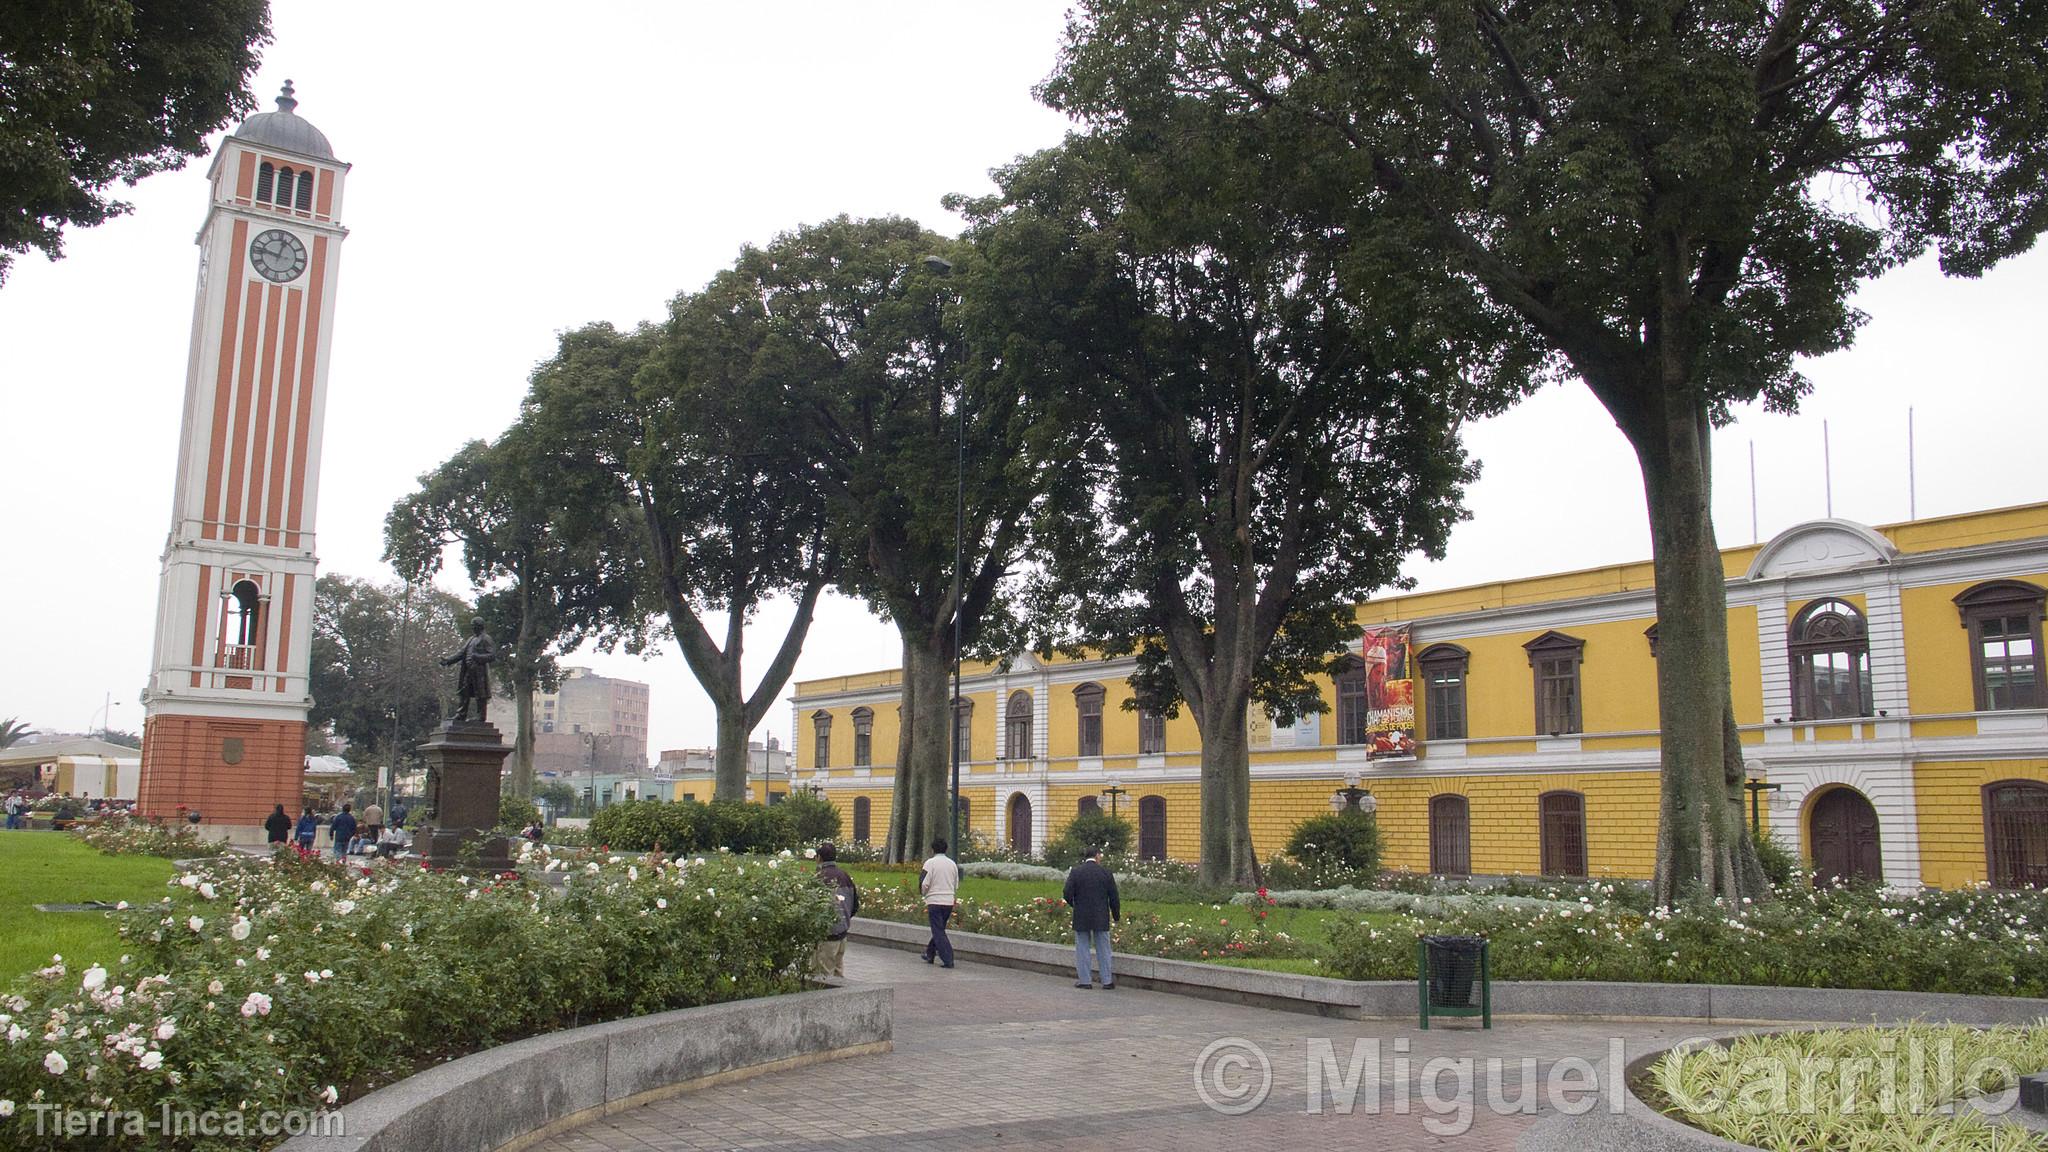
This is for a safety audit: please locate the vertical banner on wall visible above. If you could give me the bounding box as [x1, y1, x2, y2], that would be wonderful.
[1361, 625, 1417, 759]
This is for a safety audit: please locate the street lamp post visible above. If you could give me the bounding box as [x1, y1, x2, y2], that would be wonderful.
[87, 693, 120, 740]
[1744, 776, 1783, 837]
[1100, 780, 1128, 819]
[923, 253, 965, 861]
[1332, 771, 1377, 814]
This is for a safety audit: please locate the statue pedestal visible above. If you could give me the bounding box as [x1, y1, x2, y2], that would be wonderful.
[420, 720, 511, 872]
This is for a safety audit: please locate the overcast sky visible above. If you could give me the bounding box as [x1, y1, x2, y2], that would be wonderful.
[3, 1, 2044, 758]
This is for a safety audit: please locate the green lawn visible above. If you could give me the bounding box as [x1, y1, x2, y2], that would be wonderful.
[0, 832, 177, 981]
[846, 866, 1365, 951]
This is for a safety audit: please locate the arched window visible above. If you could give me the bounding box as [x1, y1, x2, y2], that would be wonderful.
[1538, 790, 1586, 877]
[1334, 658, 1367, 745]
[852, 796, 871, 844]
[1524, 632, 1585, 735]
[1138, 795, 1167, 860]
[1789, 599, 1872, 720]
[953, 697, 973, 765]
[1137, 706, 1166, 754]
[256, 162, 275, 203]
[1985, 780, 2048, 889]
[1074, 683, 1105, 757]
[1956, 581, 2047, 711]
[1429, 794, 1471, 876]
[1008, 793, 1033, 855]
[1417, 644, 1469, 741]
[294, 170, 314, 211]
[229, 579, 262, 648]
[1005, 691, 1033, 760]
[274, 166, 294, 204]
[811, 710, 831, 769]
[1077, 795, 1100, 816]
[850, 707, 873, 767]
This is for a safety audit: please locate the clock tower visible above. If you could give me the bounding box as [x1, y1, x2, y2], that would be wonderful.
[138, 82, 350, 838]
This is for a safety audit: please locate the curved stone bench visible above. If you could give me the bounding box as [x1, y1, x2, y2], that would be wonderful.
[278, 985, 890, 1152]
[850, 917, 2048, 1025]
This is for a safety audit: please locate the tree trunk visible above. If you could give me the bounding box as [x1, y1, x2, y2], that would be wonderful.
[713, 699, 752, 802]
[887, 636, 954, 863]
[510, 671, 535, 799]
[1191, 690, 1260, 887]
[1635, 403, 1767, 904]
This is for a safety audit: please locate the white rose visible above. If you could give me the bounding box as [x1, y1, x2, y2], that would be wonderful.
[321, 1085, 339, 1104]
[240, 992, 272, 1017]
[198, 883, 216, 900]
[254, 947, 270, 961]
[139, 1051, 163, 1071]
[229, 918, 251, 941]
[80, 967, 107, 993]
[655, 898, 668, 910]
[43, 1051, 67, 1075]
[156, 1022, 175, 1042]
[207, 980, 224, 995]
[0, 1100, 12, 1116]
[186, 917, 204, 933]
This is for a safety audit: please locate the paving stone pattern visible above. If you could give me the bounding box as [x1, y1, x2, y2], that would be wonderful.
[536, 945, 1737, 1152]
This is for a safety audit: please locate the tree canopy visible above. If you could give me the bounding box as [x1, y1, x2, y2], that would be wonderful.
[1050, 0, 2048, 900]
[0, 0, 271, 284]
[308, 573, 471, 773]
[965, 129, 1526, 883]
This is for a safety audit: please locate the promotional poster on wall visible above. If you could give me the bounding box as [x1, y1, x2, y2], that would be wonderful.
[1362, 625, 1416, 759]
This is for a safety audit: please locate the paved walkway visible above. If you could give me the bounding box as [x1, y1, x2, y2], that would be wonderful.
[537, 944, 1733, 1152]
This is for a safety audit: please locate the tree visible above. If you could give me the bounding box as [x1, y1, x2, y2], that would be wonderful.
[964, 136, 1521, 885]
[0, 718, 35, 748]
[308, 574, 471, 774]
[727, 217, 1055, 861]
[386, 429, 643, 798]
[0, 0, 271, 284]
[1050, 0, 2048, 901]
[516, 320, 831, 804]
[94, 728, 142, 749]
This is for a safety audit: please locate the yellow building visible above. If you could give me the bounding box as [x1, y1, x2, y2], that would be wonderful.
[790, 504, 2048, 890]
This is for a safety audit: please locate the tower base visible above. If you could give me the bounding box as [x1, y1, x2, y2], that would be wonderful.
[137, 713, 307, 827]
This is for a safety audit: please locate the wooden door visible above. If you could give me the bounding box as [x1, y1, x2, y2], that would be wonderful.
[1538, 791, 1586, 877]
[1008, 793, 1032, 856]
[1809, 787, 1882, 885]
[1138, 795, 1167, 860]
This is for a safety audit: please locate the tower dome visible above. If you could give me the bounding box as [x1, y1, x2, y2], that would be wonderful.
[231, 80, 334, 161]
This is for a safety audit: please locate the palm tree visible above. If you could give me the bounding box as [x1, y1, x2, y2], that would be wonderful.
[0, 718, 36, 748]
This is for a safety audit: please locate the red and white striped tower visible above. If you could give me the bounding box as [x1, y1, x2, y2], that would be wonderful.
[138, 82, 350, 838]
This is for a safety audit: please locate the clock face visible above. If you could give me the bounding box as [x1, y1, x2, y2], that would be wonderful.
[248, 229, 307, 283]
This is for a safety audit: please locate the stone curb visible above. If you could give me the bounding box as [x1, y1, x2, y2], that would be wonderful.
[850, 917, 2048, 1025]
[276, 985, 892, 1152]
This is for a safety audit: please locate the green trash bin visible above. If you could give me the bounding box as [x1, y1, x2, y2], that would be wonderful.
[1417, 934, 1490, 1030]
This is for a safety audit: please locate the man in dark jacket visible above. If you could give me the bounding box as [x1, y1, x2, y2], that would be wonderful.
[263, 804, 291, 845]
[1062, 844, 1121, 988]
[329, 803, 358, 859]
[813, 844, 861, 978]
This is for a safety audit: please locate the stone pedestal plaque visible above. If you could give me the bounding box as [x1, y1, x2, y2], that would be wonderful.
[420, 720, 511, 872]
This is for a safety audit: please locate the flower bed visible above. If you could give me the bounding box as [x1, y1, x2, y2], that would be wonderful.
[1639, 1023, 2048, 1151]
[0, 845, 832, 1151]
[1326, 883, 2048, 997]
[855, 883, 1308, 962]
[1232, 884, 1577, 916]
[70, 815, 229, 860]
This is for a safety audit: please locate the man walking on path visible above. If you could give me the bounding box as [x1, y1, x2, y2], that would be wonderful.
[1063, 844, 1121, 988]
[921, 838, 959, 968]
[813, 843, 860, 977]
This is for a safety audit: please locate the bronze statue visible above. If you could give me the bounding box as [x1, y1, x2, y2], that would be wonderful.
[440, 617, 496, 723]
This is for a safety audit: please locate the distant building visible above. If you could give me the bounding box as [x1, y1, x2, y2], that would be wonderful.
[488, 667, 651, 779]
[655, 736, 788, 803]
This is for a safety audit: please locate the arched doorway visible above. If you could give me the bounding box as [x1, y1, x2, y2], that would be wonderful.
[1008, 793, 1033, 856]
[1138, 795, 1167, 860]
[1809, 786, 1882, 885]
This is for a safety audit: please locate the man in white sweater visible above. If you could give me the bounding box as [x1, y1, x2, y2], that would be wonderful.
[920, 838, 960, 968]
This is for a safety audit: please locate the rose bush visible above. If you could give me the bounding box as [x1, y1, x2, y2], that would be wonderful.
[70, 815, 229, 860]
[1326, 882, 2048, 996]
[0, 844, 832, 1151]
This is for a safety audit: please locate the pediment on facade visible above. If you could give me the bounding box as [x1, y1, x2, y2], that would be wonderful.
[1746, 519, 1898, 581]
